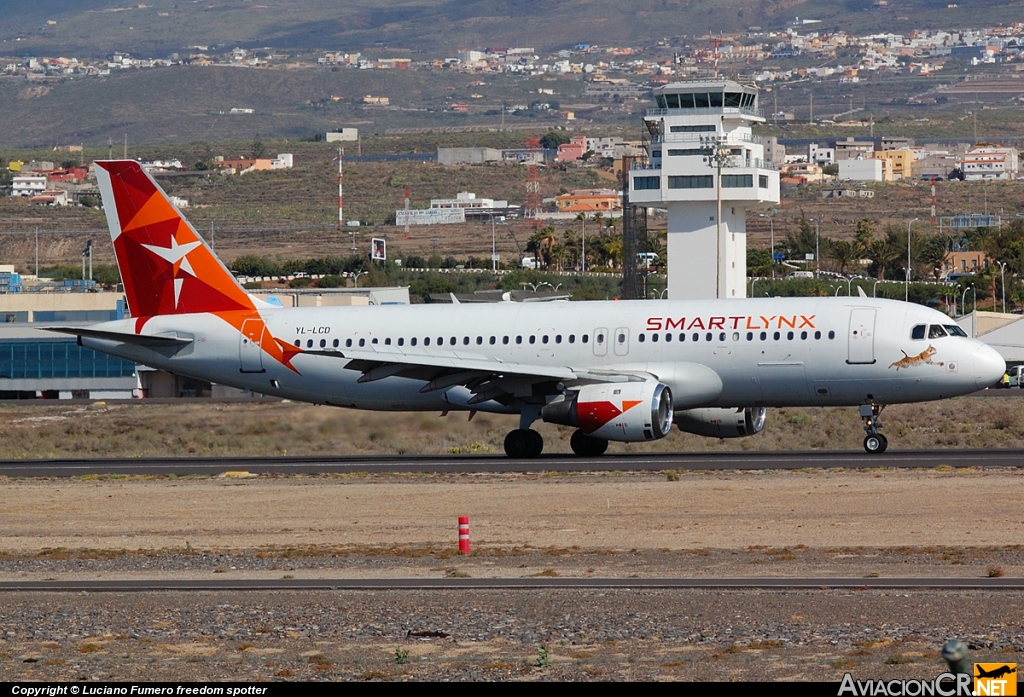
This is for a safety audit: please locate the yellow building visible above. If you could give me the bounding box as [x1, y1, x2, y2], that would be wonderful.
[873, 149, 914, 180]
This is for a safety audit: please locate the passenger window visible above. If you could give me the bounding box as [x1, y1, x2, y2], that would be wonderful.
[542, 335, 549, 344]
[450, 337, 457, 345]
[398, 338, 404, 346]
[372, 338, 378, 345]
[582, 334, 589, 344]
[596, 333, 605, 343]
[732, 332, 739, 341]
[928, 325, 947, 339]
[307, 340, 313, 348]
[679, 333, 685, 342]
[651, 334, 658, 342]
[384, 338, 391, 345]
[333, 339, 339, 348]
[555, 335, 562, 344]
[424, 337, 431, 346]
[692, 333, 699, 342]
[437, 337, 443, 345]
[502, 336, 509, 344]
[828, 330, 835, 340]
[773, 332, 780, 340]
[814, 331, 821, 340]
[411, 338, 417, 346]
[800, 331, 807, 340]
[911, 324, 926, 340]
[618, 333, 626, 343]
[475, 336, 482, 345]
[746, 332, 753, 341]
[529, 335, 536, 344]
[346, 339, 353, 347]
[462, 337, 469, 345]
[718, 332, 725, 342]
[787, 331, 794, 340]
[569, 335, 575, 344]
[320, 339, 326, 348]
[665, 333, 671, 342]
[639, 334, 646, 343]
[706, 332, 712, 342]
[760, 331, 766, 341]
[294, 340, 300, 347]
[489, 336, 495, 345]
[359, 339, 365, 347]
[516, 336, 523, 344]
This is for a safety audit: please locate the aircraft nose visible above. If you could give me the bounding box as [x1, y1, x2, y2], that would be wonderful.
[974, 343, 1006, 390]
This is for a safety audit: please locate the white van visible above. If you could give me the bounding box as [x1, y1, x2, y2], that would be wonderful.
[786, 271, 814, 280]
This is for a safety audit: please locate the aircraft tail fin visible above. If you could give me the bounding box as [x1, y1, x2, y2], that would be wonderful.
[94, 160, 255, 317]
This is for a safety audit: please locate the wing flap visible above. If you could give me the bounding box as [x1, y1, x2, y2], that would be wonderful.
[302, 348, 578, 382]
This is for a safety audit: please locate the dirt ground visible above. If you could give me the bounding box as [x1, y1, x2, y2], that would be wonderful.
[1, 469, 1023, 681]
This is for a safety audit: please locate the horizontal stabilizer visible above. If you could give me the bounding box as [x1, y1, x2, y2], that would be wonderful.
[43, 326, 193, 348]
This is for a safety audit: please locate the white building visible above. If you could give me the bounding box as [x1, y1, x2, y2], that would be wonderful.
[808, 143, 835, 166]
[962, 145, 1019, 180]
[430, 192, 509, 211]
[630, 80, 780, 299]
[325, 128, 359, 142]
[839, 158, 884, 182]
[12, 176, 47, 197]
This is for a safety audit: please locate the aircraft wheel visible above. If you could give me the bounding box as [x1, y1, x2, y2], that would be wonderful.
[505, 429, 543, 458]
[863, 434, 887, 454]
[570, 430, 609, 457]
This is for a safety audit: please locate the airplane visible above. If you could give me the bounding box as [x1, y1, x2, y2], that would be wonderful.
[49, 160, 1006, 458]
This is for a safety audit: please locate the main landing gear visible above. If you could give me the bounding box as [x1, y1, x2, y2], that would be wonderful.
[504, 429, 544, 458]
[860, 403, 888, 454]
[570, 430, 608, 457]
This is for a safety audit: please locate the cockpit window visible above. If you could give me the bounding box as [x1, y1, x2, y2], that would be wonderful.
[928, 324, 948, 339]
[911, 324, 926, 340]
[944, 324, 968, 338]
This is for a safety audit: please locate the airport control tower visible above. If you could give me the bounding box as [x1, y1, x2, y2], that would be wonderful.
[630, 80, 780, 299]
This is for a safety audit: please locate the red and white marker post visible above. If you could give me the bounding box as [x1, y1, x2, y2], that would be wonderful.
[458, 516, 470, 554]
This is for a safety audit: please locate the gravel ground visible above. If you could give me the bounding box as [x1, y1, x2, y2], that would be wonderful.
[1, 469, 1022, 681]
[2, 589, 1021, 681]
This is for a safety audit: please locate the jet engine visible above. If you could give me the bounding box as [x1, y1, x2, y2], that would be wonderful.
[674, 407, 767, 438]
[542, 382, 674, 442]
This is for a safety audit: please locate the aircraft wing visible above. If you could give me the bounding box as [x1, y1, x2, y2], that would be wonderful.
[302, 348, 653, 404]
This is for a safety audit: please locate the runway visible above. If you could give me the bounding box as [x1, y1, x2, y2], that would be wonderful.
[0, 448, 1021, 477]
[1, 577, 1022, 592]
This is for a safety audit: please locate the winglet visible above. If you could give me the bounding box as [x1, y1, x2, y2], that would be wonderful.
[94, 160, 255, 317]
[858, 286, 868, 298]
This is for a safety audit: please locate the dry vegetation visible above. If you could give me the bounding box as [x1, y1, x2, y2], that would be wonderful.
[0, 394, 1021, 460]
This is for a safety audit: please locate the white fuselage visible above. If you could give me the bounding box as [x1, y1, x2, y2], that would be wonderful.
[81, 296, 1004, 413]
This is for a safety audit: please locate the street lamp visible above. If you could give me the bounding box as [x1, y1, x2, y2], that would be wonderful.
[482, 212, 501, 273]
[701, 133, 731, 298]
[997, 260, 1007, 313]
[905, 218, 918, 302]
[352, 270, 368, 288]
[758, 212, 775, 279]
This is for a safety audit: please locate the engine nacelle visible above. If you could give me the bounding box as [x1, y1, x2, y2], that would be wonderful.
[674, 407, 767, 438]
[541, 382, 673, 442]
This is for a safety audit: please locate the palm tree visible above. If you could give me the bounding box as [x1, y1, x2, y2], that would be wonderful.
[829, 240, 855, 275]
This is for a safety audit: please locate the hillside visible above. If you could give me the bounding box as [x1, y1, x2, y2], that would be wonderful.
[1, 0, 1019, 57]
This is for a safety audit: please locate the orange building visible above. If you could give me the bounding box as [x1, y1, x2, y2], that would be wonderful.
[554, 189, 621, 213]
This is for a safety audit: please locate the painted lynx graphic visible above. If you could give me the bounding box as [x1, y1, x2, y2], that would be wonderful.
[889, 345, 944, 371]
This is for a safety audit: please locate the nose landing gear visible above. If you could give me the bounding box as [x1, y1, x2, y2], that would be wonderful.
[860, 403, 888, 454]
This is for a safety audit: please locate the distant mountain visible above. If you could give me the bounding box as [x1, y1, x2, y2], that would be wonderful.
[0, 0, 1016, 57]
